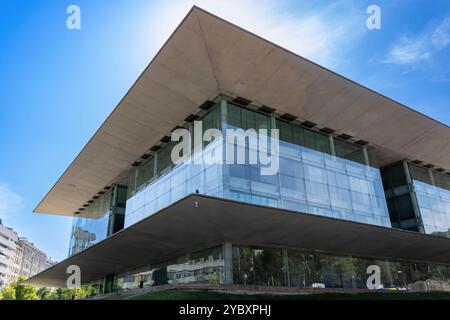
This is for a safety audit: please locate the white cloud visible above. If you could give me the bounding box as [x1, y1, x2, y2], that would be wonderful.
[0, 183, 23, 222]
[384, 36, 430, 65]
[385, 16, 450, 66]
[432, 17, 450, 50]
[148, 0, 366, 69]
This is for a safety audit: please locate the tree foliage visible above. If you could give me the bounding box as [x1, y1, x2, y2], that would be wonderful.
[0, 276, 38, 300]
[0, 276, 98, 300]
[48, 285, 98, 300]
[0, 285, 16, 300]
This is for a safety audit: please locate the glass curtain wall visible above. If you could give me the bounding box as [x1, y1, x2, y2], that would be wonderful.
[381, 163, 420, 231]
[409, 164, 450, 237]
[69, 185, 127, 256]
[124, 104, 223, 227]
[109, 244, 450, 292]
[125, 97, 390, 227]
[381, 162, 450, 237]
[222, 100, 390, 227]
[232, 245, 450, 291]
[115, 246, 224, 290]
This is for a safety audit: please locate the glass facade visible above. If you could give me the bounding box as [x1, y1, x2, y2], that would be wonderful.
[381, 163, 419, 231]
[232, 245, 450, 291]
[410, 164, 450, 237]
[69, 185, 127, 256]
[381, 162, 450, 238]
[124, 105, 223, 227]
[109, 244, 450, 292]
[125, 97, 390, 228]
[115, 246, 224, 290]
[124, 142, 225, 227]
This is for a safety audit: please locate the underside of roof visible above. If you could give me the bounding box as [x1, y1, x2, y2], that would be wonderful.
[35, 6, 450, 216]
[27, 195, 450, 287]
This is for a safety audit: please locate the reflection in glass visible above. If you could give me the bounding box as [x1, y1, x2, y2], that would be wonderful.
[112, 245, 450, 292]
[125, 99, 390, 228]
[115, 246, 224, 289]
[233, 245, 450, 291]
[69, 186, 127, 256]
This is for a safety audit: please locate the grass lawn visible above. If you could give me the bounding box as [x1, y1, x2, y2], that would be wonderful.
[120, 290, 450, 300]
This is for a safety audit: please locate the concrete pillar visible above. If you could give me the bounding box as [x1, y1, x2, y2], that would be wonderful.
[329, 136, 336, 156]
[270, 112, 277, 131]
[220, 98, 227, 130]
[223, 243, 234, 285]
[362, 146, 370, 166]
[428, 168, 436, 186]
[283, 248, 290, 287]
[103, 274, 115, 294]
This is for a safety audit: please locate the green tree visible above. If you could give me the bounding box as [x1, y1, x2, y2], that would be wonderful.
[49, 288, 64, 300]
[37, 287, 52, 300]
[0, 276, 38, 300]
[0, 285, 16, 300]
[11, 276, 39, 300]
[46, 285, 98, 300]
[0, 280, 100, 301]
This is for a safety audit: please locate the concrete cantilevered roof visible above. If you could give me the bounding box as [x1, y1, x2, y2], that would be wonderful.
[27, 195, 450, 287]
[35, 6, 450, 216]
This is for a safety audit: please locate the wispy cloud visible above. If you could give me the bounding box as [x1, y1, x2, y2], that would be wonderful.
[384, 36, 430, 65]
[384, 16, 450, 66]
[432, 17, 450, 49]
[0, 183, 23, 223]
[149, 0, 366, 69]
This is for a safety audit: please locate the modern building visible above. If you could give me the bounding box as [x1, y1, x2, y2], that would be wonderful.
[27, 7, 450, 292]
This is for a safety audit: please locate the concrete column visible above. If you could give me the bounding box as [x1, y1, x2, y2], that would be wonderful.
[385, 260, 395, 288]
[283, 248, 290, 287]
[103, 274, 115, 294]
[153, 152, 158, 178]
[220, 98, 229, 198]
[271, 114, 282, 202]
[362, 146, 370, 166]
[223, 243, 234, 285]
[220, 98, 227, 129]
[428, 168, 436, 186]
[329, 136, 336, 156]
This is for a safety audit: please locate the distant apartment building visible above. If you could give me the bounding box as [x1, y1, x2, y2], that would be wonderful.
[0, 219, 19, 287]
[0, 219, 56, 287]
[16, 238, 49, 279]
[44, 257, 57, 271]
[10, 241, 23, 283]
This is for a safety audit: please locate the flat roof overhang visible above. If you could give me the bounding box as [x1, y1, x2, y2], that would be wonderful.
[27, 195, 450, 287]
[35, 6, 450, 216]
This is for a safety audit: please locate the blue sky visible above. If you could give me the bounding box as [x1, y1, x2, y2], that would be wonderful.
[0, 0, 449, 261]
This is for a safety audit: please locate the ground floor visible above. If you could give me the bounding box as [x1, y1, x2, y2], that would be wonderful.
[26, 195, 450, 292]
[105, 244, 450, 294]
